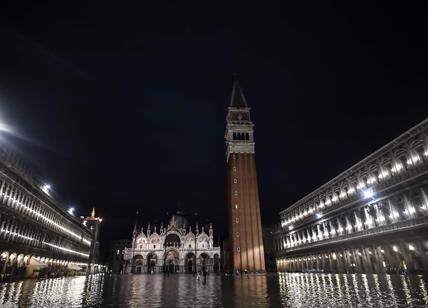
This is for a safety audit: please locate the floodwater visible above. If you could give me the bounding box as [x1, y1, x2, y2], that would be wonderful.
[1, 273, 428, 307]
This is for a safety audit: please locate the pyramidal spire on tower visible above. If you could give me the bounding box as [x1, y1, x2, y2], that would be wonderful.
[230, 79, 248, 108]
[225, 79, 254, 161]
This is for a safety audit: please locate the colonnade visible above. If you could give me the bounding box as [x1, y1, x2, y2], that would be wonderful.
[276, 187, 428, 251]
[277, 237, 428, 274]
[275, 119, 428, 274]
[0, 152, 96, 281]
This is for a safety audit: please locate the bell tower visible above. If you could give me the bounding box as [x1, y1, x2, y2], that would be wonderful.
[225, 80, 265, 272]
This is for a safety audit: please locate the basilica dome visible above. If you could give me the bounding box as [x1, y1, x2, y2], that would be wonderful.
[169, 211, 189, 228]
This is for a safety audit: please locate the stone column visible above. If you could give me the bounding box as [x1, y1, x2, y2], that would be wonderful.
[361, 247, 373, 273]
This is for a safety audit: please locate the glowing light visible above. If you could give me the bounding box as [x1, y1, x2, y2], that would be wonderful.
[347, 187, 355, 195]
[382, 261, 386, 267]
[380, 249, 385, 253]
[1, 228, 34, 241]
[316, 213, 323, 219]
[331, 195, 338, 202]
[43, 241, 89, 258]
[356, 181, 366, 190]
[389, 211, 399, 219]
[409, 244, 415, 251]
[83, 220, 87, 226]
[11, 198, 91, 246]
[406, 154, 421, 166]
[367, 176, 376, 185]
[41, 184, 51, 195]
[392, 245, 398, 252]
[68, 207, 75, 215]
[288, 225, 294, 231]
[362, 188, 374, 199]
[378, 169, 390, 180]
[391, 162, 403, 174]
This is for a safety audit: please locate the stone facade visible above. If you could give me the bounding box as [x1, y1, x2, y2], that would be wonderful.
[274, 118, 428, 274]
[124, 214, 220, 273]
[0, 147, 98, 281]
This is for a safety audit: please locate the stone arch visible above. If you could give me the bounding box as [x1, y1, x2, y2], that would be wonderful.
[133, 255, 144, 274]
[165, 248, 180, 273]
[147, 252, 157, 274]
[185, 252, 195, 273]
[199, 253, 209, 272]
[164, 233, 181, 248]
[184, 233, 196, 249]
[197, 234, 209, 249]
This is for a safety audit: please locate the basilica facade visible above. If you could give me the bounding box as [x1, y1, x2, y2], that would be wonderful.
[123, 213, 220, 273]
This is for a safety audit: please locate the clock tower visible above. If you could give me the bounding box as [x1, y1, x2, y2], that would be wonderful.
[225, 80, 265, 272]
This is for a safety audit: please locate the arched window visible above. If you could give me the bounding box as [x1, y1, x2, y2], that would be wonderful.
[164, 233, 181, 248]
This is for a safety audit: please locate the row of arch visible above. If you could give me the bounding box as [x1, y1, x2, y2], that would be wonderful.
[0, 250, 93, 282]
[278, 239, 428, 274]
[132, 251, 220, 274]
[233, 132, 251, 141]
[282, 129, 428, 227]
[0, 213, 90, 261]
[276, 186, 428, 251]
[0, 175, 91, 246]
[135, 232, 212, 250]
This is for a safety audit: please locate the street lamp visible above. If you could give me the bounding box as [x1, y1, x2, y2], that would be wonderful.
[81, 208, 103, 274]
[41, 184, 51, 195]
[362, 188, 375, 199]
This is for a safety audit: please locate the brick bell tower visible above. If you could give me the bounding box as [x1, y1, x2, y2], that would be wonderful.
[225, 80, 265, 273]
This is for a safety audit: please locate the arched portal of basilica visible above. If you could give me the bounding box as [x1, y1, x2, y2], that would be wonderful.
[124, 213, 221, 274]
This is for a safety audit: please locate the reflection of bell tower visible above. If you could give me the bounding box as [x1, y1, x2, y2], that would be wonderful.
[225, 80, 265, 272]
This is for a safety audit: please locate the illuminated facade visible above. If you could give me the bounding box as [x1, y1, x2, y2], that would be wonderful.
[225, 80, 265, 273]
[0, 148, 96, 280]
[123, 213, 220, 273]
[274, 119, 428, 274]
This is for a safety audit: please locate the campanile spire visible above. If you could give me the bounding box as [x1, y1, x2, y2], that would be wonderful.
[225, 80, 265, 273]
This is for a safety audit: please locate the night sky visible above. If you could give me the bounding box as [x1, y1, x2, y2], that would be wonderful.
[0, 2, 427, 255]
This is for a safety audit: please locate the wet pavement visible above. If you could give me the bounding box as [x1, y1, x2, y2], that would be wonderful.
[1, 272, 428, 307]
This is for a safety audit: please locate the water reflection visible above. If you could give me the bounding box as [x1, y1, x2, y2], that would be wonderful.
[0, 273, 428, 307]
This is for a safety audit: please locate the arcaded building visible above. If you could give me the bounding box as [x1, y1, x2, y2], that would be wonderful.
[0, 147, 98, 280]
[123, 213, 220, 273]
[274, 119, 428, 274]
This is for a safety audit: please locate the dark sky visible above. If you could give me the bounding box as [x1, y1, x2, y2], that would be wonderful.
[0, 2, 427, 254]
